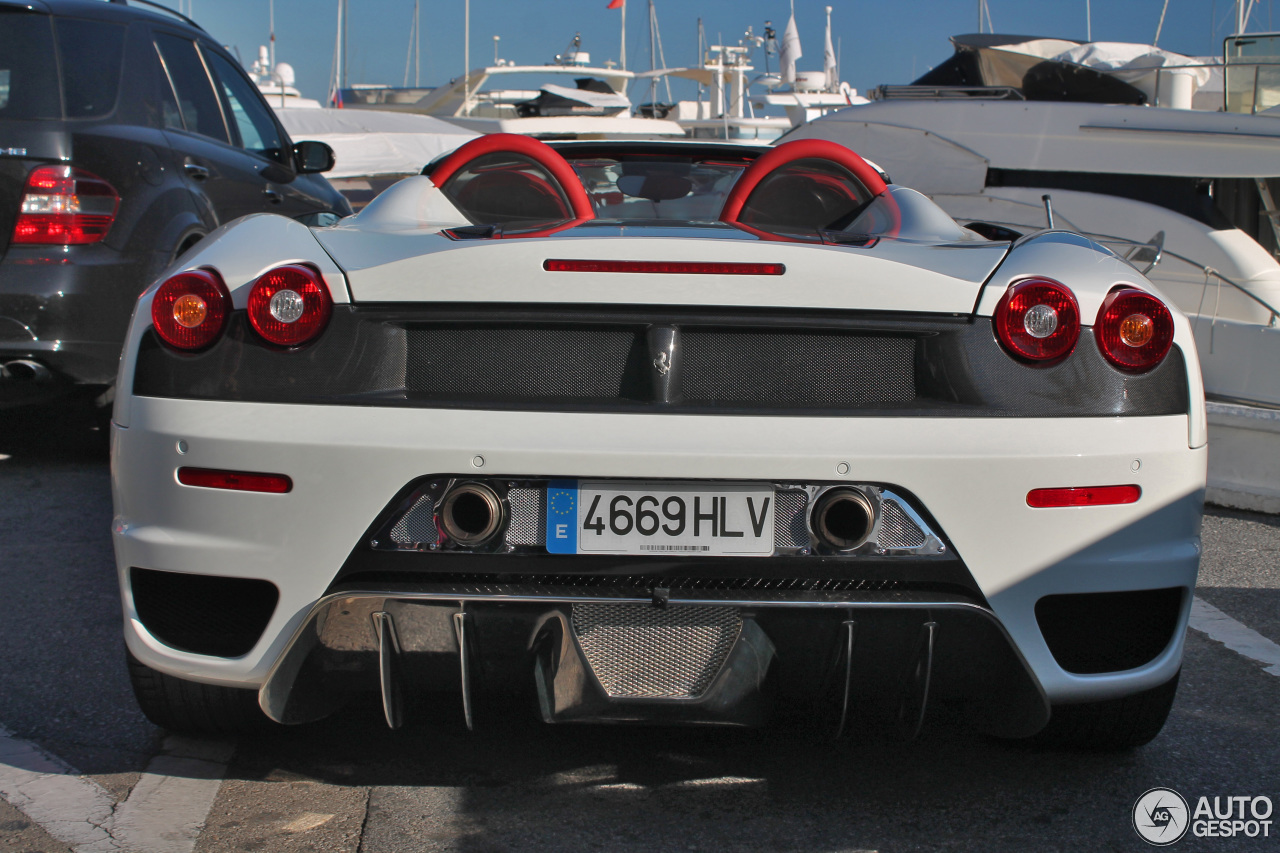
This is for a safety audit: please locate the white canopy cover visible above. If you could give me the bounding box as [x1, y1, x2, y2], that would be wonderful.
[277, 109, 480, 179]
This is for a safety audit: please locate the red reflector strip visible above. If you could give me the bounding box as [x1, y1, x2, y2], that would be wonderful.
[543, 259, 785, 275]
[1026, 485, 1141, 508]
[177, 467, 292, 494]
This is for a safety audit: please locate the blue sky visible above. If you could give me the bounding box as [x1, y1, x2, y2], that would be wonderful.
[155, 0, 1269, 103]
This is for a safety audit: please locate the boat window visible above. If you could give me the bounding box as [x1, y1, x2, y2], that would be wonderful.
[0, 10, 61, 120]
[440, 152, 575, 229]
[987, 168, 1230, 229]
[569, 158, 746, 222]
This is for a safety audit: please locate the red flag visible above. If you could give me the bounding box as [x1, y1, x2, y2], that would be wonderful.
[607, 0, 623, 8]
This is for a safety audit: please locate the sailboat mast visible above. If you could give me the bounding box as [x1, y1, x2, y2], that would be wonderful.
[335, 0, 345, 93]
[648, 0, 657, 106]
[621, 0, 627, 71]
[464, 0, 471, 115]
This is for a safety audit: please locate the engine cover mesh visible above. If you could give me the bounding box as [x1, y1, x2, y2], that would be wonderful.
[572, 603, 742, 699]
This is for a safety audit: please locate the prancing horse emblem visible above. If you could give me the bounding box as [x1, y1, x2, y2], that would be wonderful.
[654, 351, 671, 375]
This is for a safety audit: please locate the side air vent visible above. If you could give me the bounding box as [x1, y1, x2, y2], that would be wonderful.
[131, 568, 278, 658]
[1036, 588, 1184, 674]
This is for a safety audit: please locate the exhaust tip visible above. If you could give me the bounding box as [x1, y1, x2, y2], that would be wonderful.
[439, 483, 505, 546]
[811, 488, 876, 551]
[2, 359, 52, 382]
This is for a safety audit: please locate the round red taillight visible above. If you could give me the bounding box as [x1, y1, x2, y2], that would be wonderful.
[1096, 288, 1174, 372]
[993, 278, 1081, 362]
[247, 264, 332, 347]
[150, 270, 230, 351]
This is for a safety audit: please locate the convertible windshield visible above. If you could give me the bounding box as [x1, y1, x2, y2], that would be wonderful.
[567, 158, 747, 223]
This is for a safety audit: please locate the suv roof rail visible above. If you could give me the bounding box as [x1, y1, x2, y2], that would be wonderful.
[107, 0, 205, 32]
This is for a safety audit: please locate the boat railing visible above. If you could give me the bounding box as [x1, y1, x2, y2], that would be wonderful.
[1141, 58, 1280, 113]
[870, 85, 1024, 101]
[1224, 33, 1280, 114]
[1094, 235, 1280, 325]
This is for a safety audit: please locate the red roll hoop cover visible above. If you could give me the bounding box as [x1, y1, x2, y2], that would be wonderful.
[718, 138, 889, 225]
[427, 133, 595, 222]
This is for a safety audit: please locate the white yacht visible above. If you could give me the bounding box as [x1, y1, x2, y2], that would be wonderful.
[786, 33, 1280, 511]
[640, 48, 865, 141]
[340, 36, 684, 140]
[249, 45, 323, 110]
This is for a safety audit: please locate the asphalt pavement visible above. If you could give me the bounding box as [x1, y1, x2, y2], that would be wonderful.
[0, 405, 1276, 853]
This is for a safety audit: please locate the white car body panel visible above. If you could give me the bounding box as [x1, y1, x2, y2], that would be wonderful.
[112, 139, 1206, 741]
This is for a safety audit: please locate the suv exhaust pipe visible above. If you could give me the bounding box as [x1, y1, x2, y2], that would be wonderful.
[810, 488, 876, 551]
[439, 483, 506, 546]
[1, 360, 52, 382]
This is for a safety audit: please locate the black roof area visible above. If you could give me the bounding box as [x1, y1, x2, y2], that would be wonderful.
[0, 0, 202, 31]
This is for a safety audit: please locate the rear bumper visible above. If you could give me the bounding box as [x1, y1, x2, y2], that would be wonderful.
[0, 244, 153, 399]
[113, 397, 1206, 719]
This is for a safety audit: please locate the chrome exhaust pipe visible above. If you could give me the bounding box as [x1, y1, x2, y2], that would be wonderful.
[439, 482, 505, 546]
[810, 488, 876, 551]
[2, 359, 52, 382]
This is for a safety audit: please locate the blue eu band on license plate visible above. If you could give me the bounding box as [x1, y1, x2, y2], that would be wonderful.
[545, 480, 775, 556]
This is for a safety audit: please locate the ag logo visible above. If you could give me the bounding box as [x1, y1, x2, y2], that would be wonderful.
[1133, 788, 1190, 846]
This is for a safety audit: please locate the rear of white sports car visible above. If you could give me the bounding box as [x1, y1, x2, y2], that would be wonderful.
[111, 138, 1206, 748]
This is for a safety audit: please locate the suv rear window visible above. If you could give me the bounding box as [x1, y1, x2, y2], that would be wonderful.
[0, 12, 126, 120]
[56, 19, 126, 118]
[0, 11, 61, 119]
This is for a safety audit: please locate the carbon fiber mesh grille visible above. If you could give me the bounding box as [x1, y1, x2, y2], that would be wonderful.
[389, 495, 436, 545]
[405, 326, 642, 400]
[506, 488, 543, 545]
[680, 330, 916, 406]
[573, 604, 741, 698]
[774, 491, 809, 547]
[876, 499, 926, 549]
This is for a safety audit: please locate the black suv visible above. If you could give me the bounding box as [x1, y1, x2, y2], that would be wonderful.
[0, 0, 351, 412]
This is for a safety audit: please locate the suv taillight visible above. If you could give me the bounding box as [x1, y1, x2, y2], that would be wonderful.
[13, 165, 119, 245]
[151, 270, 231, 351]
[1095, 288, 1174, 372]
[993, 277, 1081, 363]
[247, 264, 333, 346]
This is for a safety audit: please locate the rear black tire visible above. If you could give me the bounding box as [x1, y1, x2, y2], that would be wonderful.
[1033, 669, 1180, 751]
[127, 651, 276, 734]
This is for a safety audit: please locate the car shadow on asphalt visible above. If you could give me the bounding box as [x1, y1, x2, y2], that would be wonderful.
[0, 398, 109, 464]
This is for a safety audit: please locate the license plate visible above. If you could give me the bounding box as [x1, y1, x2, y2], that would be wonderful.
[545, 480, 775, 556]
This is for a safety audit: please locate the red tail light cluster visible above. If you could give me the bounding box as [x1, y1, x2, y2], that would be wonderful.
[994, 278, 1174, 373]
[993, 278, 1080, 362]
[247, 264, 332, 347]
[152, 264, 333, 352]
[13, 165, 119, 245]
[1095, 288, 1174, 371]
[151, 270, 231, 351]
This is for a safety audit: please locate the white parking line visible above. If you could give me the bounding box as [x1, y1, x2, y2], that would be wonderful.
[0, 724, 116, 849]
[104, 736, 234, 853]
[1190, 596, 1280, 677]
[0, 726, 231, 853]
